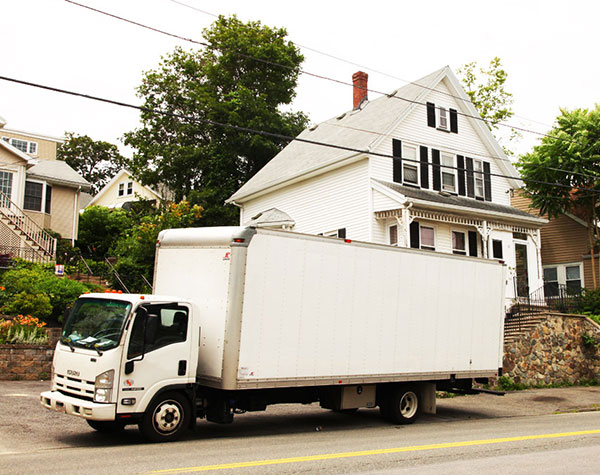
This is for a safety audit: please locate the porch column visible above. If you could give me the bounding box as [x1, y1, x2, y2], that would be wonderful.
[398, 203, 413, 248]
[476, 220, 489, 258]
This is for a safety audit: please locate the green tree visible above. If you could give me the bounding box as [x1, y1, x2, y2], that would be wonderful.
[124, 15, 309, 224]
[111, 201, 204, 292]
[517, 106, 600, 287]
[57, 133, 125, 195]
[456, 57, 520, 154]
[77, 206, 133, 259]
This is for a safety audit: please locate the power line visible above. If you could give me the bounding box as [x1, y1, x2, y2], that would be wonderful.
[64, 0, 574, 148]
[2, 74, 599, 197]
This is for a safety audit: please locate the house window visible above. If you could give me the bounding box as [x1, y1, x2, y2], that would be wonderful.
[118, 183, 125, 197]
[2, 137, 38, 155]
[437, 107, 449, 131]
[492, 239, 503, 259]
[474, 159, 484, 198]
[389, 224, 398, 246]
[0, 171, 13, 203]
[127, 181, 133, 195]
[323, 228, 346, 238]
[441, 153, 456, 193]
[420, 226, 435, 251]
[23, 181, 44, 211]
[566, 265, 582, 292]
[543, 267, 559, 297]
[452, 231, 466, 255]
[402, 144, 419, 186]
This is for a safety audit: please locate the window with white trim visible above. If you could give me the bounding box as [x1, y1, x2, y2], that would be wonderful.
[0, 171, 13, 203]
[441, 153, 456, 193]
[420, 226, 435, 251]
[474, 159, 484, 198]
[127, 181, 133, 195]
[543, 263, 583, 297]
[118, 183, 125, 196]
[2, 136, 38, 155]
[437, 107, 449, 131]
[452, 230, 466, 255]
[402, 143, 419, 186]
[23, 180, 44, 211]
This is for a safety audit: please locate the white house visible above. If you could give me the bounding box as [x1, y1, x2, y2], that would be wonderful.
[227, 67, 547, 309]
[86, 169, 162, 210]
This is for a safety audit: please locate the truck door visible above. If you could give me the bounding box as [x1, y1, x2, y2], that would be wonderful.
[117, 303, 192, 414]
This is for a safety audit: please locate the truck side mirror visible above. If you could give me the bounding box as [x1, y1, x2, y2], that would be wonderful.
[144, 314, 159, 346]
[124, 360, 134, 374]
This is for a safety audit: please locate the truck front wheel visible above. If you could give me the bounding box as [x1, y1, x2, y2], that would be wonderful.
[140, 391, 190, 442]
[380, 386, 419, 425]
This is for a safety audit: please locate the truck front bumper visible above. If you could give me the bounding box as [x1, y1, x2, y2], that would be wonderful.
[40, 390, 116, 421]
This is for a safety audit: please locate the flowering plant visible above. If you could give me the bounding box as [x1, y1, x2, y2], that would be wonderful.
[0, 314, 48, 345]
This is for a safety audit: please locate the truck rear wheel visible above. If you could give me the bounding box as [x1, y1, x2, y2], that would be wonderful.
[380, 385, 419, 424]
[139, 391, 190, 442]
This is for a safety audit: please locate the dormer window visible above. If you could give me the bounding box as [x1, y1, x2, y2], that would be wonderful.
[2, 136, 38, 155]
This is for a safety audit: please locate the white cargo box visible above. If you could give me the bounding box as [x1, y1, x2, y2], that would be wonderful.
[154, 227, 505, 390]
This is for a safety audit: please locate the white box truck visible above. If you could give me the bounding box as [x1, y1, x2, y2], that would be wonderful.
[41, 226, 506, 441]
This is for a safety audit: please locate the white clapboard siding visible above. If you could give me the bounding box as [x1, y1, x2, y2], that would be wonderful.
[369, 78, 512, 206]
[241, 159, 371, 241]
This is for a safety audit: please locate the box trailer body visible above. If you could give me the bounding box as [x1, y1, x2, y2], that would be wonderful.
[41, 226, 506, 441]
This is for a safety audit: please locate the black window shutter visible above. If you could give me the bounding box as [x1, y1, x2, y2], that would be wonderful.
[468, 231, 478, 257]
[392, 139, 402, 183]
[337, 228, 346, 239]
[426, 102, 436, 128]
[449, 108, 458, 133]
[465, 157, 475, 198]
[457, 155, 466, 196]
[419, 146, 429, 189]
[431, 149, 441, 191]
[483, 161, 492, 201]
[409, 222, 420, 249]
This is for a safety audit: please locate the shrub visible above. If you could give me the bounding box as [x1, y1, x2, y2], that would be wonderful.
[0, 315, 48, 345]
[0, 266, 89, 323]
[580, 288, 600, 317]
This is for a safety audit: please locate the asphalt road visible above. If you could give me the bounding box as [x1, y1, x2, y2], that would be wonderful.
[2, 381, 600, 474]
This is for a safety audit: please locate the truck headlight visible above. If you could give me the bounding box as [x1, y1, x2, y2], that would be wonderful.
[94, 370, 114, 403]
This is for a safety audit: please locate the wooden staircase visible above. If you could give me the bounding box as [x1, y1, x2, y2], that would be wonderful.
[0, 190, 56, 263]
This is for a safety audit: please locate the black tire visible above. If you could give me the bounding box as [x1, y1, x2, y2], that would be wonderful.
[381, 386, 419, 425]
[139, 391, 190, 442]
[86, 419, 126, 433]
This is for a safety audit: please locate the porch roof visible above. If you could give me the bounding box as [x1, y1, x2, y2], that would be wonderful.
[373, 179, 547, 226]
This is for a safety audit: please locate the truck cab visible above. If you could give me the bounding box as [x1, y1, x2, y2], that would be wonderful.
[41, 292, 197, 441]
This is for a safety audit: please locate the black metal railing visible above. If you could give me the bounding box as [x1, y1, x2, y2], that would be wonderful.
[510, 278, 582, 317]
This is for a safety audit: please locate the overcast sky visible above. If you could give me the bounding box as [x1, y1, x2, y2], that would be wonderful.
[2, 0, 598, 158]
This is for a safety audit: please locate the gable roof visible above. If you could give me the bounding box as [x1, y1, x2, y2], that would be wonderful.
[87, 169, 162, 207]
[0, 139, 37, 166]
[228, 66, 521, 203]
[27, 160, 90, 189]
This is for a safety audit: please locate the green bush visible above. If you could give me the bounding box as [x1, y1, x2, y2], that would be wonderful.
[580, 288, 600, 316]
[0, 266, 88, 324]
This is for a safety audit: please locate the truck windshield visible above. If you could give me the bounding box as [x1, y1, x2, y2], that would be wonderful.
[61, 298, 132, 352]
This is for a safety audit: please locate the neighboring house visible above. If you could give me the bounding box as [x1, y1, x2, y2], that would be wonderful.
[227, 67, 547, 309]
[86, 169, 162, 210]
[0, 118, 90, 261]
[511, 189, 598, 293]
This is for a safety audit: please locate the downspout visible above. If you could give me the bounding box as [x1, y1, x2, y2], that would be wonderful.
[228, 200, 243, 226]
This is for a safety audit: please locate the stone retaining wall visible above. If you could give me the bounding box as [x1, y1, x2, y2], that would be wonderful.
[503, 313, 600, 385]
[0, 328, 60, 381]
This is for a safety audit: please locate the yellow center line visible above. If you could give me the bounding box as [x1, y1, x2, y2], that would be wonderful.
[151, 429, 600, 473]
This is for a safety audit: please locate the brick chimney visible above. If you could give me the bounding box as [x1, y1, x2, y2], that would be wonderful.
[352, 71, 368, 109]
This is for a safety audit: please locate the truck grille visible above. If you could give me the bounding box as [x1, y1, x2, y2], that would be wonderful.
[55, 373, 95, 400]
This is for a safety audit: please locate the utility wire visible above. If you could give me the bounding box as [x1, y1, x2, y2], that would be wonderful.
[65, 0, 576, 148]
[2, 74, 599, 197]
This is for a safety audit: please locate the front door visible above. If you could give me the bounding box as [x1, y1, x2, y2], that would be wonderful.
[117, 302, 192, 413]
[515, 244, 529, 298]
